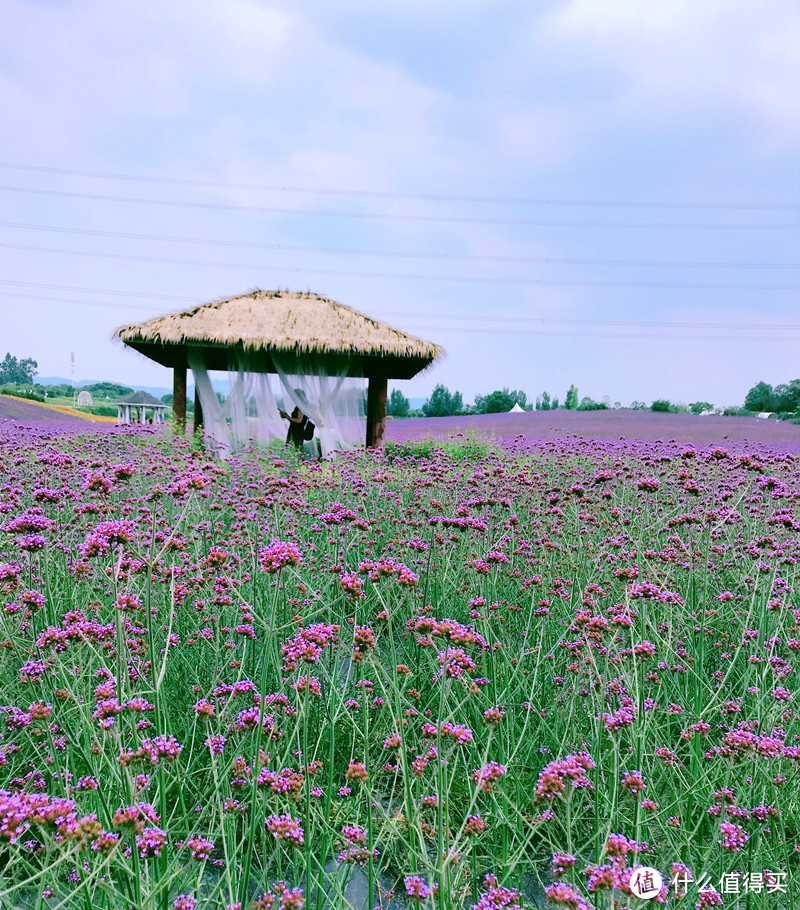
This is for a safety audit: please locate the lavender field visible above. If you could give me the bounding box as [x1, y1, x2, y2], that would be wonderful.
[386, 410, 800, 452]
[0, 411, 798, 910]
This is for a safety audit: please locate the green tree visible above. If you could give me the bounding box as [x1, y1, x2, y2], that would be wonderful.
[388, 389, 410, 418]
[537, 391, 551, 411]
[473, 388, 527, 414]
[564, 385, 579, 410]
[576, 395, 608, 411]
[772, 380, 800, 413]
[651, 399, 672, 412]
[84, 382, 134, 398]
[0, 353, 38, 385]
[689, 401, 713, 415]
[422, 384, 463, 417]
[577, 397, 607, 410]
[484, 390, 514, 413]
[744, 381, 775, 412]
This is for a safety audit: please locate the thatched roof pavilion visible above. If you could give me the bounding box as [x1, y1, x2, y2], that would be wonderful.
[114, 289, 443, 447]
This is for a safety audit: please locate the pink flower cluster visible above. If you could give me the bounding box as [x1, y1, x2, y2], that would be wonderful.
[259, 540, 302, 574]
[471, 761, 507, 793]
[534, 752, 596, 800]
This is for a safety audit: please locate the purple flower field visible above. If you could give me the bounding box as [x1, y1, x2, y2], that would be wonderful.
[0, 409, 798, 909]
[387, 409, 800, 453]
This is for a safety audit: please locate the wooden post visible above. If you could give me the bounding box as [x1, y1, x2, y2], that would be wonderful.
[365, 376, 388, 448]
[193, 385, 204, 434]
[173, 365, 187, 433]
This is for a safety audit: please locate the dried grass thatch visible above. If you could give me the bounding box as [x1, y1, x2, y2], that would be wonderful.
[114, 289, 444, 362]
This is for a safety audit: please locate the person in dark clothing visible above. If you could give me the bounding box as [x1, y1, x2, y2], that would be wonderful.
[280, 390, 311, 451]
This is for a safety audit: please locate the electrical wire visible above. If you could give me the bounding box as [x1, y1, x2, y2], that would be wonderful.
[1, 220, 797, 270]
[2, 290, 798, 341]
[2, 243, 797, 290]
[0, 279, 201, 302]
[0, 161, 796, 210]
[0, 184, 797, 230]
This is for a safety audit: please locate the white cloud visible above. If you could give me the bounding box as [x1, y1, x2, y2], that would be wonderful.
[545, 0, 800, 147]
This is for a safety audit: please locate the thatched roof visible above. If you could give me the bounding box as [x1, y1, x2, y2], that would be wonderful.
[118, 390, 168, 407]
[114, 289, 444, 380]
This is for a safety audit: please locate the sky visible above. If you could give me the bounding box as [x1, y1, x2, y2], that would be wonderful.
[1, 0, 798, 409]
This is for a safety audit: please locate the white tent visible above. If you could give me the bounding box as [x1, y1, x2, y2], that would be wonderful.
[509, 402, 525, 413]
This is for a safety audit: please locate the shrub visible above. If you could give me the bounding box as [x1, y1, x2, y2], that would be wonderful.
[651, 400, 672, 412]
[577, 397, 607, 411]
[2, 386, 44, 402]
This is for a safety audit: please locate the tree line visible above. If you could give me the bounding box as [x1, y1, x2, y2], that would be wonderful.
[390, 379, 800, 419]
[389, 383, 599, 417]
[2, 350, 798, 421]
[743, 380, 800, 415]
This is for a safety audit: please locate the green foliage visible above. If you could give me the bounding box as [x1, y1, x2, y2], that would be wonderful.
[473, 388, 528, 414]
[651, 399, 673, 412]
[773, 379, 800, 413]
[422, 384, 463, 417]
[536, 391, 551, 410]
[385, 432, 495, 463]
[86, 404, 119, 417]
[37, 383, 74, 398]
[744, 381, 774, 412]
[564, 384, 579, 410]
[383, 438, 440, 460]
[1, 385, 44, 402]
[689, 401, 714, 415]
[577, 397, 607, 410]
[387, 388, 410, 418]
[0, 353, 38, 385]
[161, 393, 173, 405]
[630, 401, 647, 410]
[743, 379, 799, 414]
[83, 382, 134, 399]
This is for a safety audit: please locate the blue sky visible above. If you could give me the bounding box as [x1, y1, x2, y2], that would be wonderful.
[1, 0, 798, 408]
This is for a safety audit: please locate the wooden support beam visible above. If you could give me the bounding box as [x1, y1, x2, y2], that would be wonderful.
[365, 376, 387, 448]
[173, 365, 187, 433]
[193, 385, 204, 434]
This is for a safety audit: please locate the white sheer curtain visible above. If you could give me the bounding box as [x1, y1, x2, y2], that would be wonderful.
[272, 353, 365, 459]
[188, 350, 365, 458]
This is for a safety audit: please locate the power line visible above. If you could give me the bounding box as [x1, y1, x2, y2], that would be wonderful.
[2, 220, 797, 270]
[2, 292, 165, 312]
[0, 279, 201, 302]
[3, 243, 798, 290]
[0, 161, 796, 210]
[379, 309, 800, 332]
[0, 184, 797, 230]
[396, 325, 799, 342]
[3, 288, 799, 337]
